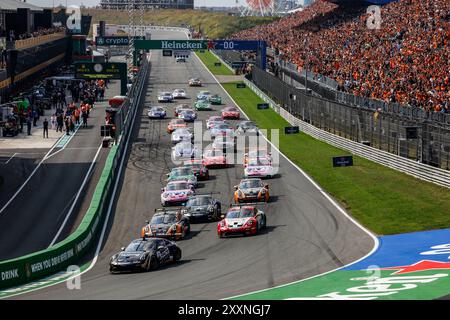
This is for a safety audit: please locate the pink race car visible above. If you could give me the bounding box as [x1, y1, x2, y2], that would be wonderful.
[221, 106, 240, 120]
[244, 157, 277, 179]
[203, 148, 229, 168]
[161, 181, 195, 206]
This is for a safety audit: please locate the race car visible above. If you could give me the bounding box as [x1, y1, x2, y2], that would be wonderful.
[176, 57, 186, 63]
[212, 135, 236, 153]
[174, 104, 191, 117]
[171, 127, 193, 144]
[166, 166, 198, 187]
[183, 195, 222, 222]
[171, 141, 202, 161]
[141, 208, 190, 240]
[196, 90, 211, 100]
[172, 89, 187, 99]
[167, 119, 187, 134]
[235, 120, 258, 135]
[202, 148, 229, 168]
[161, 181, 195, 206]
[244, 157, 277, 178]
[183, 161, 210, 180]
[234, 178, 270, 203]
[157, 92, 174, 103]
[217, 205, 267, 238]
[109, 238, 182, 273]
[206, 116, 226, 130]
[147, 106, 166, 119]
[194, 100, 212, 111]
[209, 123, 235, 139]
[188, 78, 202, 87]
[208, 94, 222, 105]
[244, 148, 272, 166]
[178, 109, 197, 122]
[221, 106, 240, 120]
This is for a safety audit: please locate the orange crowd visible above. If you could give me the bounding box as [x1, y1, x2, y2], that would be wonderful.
[233, 0, 450, 113]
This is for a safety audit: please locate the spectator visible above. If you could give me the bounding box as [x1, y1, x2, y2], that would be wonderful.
[232, 0, 449, 113]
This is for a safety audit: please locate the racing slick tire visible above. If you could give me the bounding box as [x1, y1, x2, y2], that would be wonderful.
[173, 248, 182, 262]
[150, 255, 159, 271]
[144, 256, 152, 272]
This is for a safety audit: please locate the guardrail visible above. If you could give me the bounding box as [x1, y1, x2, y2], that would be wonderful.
[0, 55, 150, 289]
[244, 78, 450, 189]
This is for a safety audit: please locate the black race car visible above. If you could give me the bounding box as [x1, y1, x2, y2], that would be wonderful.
[109, 238, 182, 273]
[183, 194, 222, 222]
[141, 208, 191, 240]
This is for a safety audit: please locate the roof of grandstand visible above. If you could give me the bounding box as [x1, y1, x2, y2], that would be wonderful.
[0, 0, 43, 12]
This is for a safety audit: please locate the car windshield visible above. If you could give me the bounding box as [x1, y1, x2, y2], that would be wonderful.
[248, 158, 271, 166]
[171, 119, 184, 125]
[184, 110, 194, 115]
[208, 117, 222, 121]
[242, 122, 256, 129]
[226, 208, 254, 219]
[166, 182, 189, 190]
[151, 107, 163, 111]
[174, 89, 184, 93]
[151, 214, 177, 224]
[200, 91, 210, 95]
[240, 180, 263, 189]
[184, 164, 201, 170]
[187, 196, 211, 206]
[172, 167, 193, 176]
[217, 124, 230, 130]
[205, 149, 223, 157]
[176, 142, 192, 150]
[125, 240, 155, 252]
[249, 150, 268, 158]
[225, 107, 237, 112]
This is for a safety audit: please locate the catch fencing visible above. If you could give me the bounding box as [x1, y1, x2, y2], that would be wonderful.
[249, 66, 450, 173]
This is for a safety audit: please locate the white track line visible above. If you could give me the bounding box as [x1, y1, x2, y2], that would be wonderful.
[48, 143, 103, 247]
[3, 153, 17, 165]
[193, 52, 380, 299]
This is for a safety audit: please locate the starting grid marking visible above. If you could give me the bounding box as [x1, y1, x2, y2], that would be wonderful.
[55, 123, 82, 149]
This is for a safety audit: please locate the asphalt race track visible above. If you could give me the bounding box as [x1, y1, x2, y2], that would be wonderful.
[15, 30, 374, 299]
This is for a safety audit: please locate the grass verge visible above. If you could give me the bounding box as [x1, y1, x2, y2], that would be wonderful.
[195, 50, 234, 76]
[220, 81, 450, 235]
[84, 9, 277, 39]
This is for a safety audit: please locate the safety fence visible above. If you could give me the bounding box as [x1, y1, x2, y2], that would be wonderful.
[244, 73, 450, 188]
[0, 55, 149, 289]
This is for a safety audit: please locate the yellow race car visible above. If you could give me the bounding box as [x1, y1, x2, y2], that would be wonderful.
[233, 178, 270, 203]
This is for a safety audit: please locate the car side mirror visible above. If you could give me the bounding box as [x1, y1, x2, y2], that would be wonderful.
[120, 247, 125, 251]
[157, 246, 164, 251]
[161, 188, 165, 192]
[234, 186, 238, 190]
[166, 173, 170, 176]
[220, 215, 225, 219]
[145, 220, 149, 224]
[265, 184, 269, 189]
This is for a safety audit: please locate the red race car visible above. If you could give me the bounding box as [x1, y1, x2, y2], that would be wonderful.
[167, 119, 187, 134]
[183, 161, 210, 180]
[202, 148, 229, 168]
[221, 106, 240, 120]
[217, 205, 267, 238]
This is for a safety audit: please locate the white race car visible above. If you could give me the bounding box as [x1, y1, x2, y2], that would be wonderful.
[157, 92, 174, 102]
[171, 128, 193, 144]
[147, 106, 166, 119]
[212, 135, 236, 153]
[244, 157, 277, 179]
[172, 89, 187, 99]
[171, 141, 202, 162]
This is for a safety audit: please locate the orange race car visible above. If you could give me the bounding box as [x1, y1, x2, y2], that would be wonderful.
[167, 118, 187, 134]
[233, 178, 270, 203]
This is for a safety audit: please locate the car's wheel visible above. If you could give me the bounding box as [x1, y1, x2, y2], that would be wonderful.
[150, 255, 159, 270]
[173, 248, 182, 261]
[109, 265, 115, 273]
[144, 256, 152, 271]
[2, 132, 6, 137]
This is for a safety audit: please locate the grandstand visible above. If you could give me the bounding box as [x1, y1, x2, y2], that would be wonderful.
[100, 0, 194, 10]
[233, 0, 449, 113]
